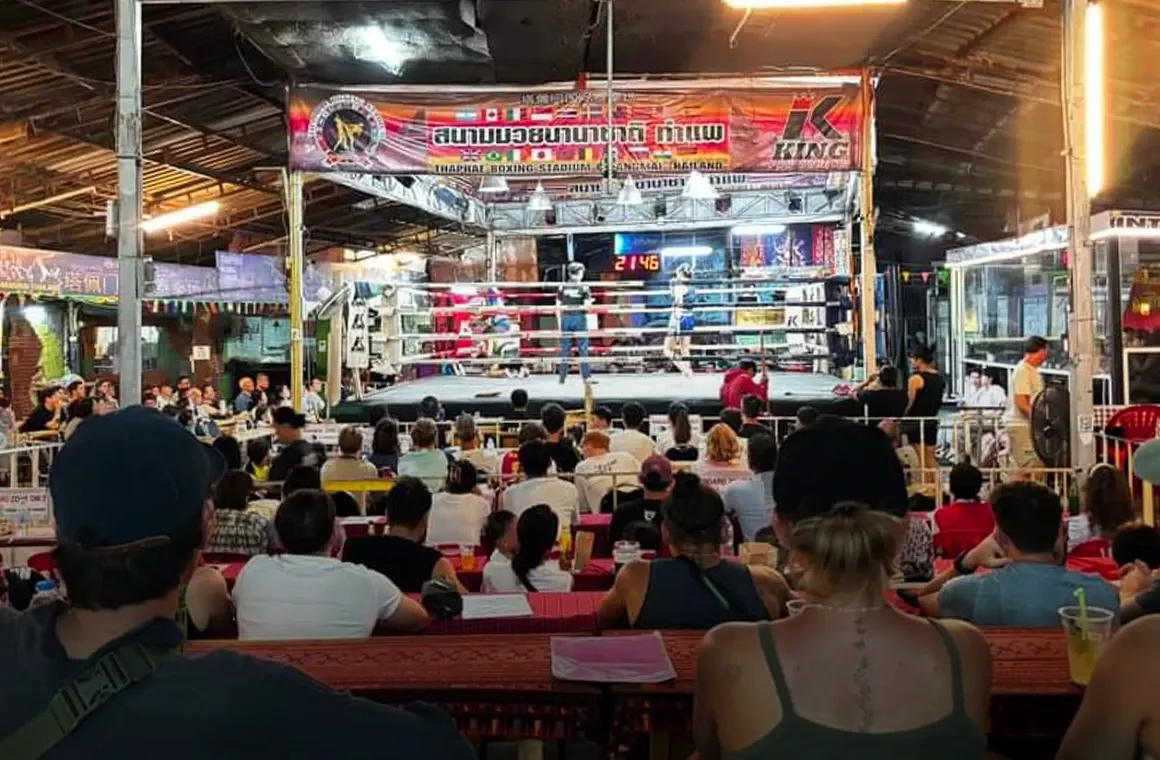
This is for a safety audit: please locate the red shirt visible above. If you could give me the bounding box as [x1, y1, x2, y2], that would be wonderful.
[934, 500, 995, 535]
[722, 372, 768, 410]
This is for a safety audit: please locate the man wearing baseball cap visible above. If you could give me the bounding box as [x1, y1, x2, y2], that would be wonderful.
[0, 406, 472, 758]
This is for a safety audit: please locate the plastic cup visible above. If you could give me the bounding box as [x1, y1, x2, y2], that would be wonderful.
[786, 599, 807, 616]
[459, 545, 476, 571]
[1058, 605, 1115, 686]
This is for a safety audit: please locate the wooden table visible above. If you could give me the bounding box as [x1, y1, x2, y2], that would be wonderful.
[188, 634, 602, 740]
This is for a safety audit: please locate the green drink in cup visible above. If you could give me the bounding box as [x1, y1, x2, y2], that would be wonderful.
[1059, 588, 1115, 686]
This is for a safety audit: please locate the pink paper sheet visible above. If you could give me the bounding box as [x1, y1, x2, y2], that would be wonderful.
[551, 632, 677, 683]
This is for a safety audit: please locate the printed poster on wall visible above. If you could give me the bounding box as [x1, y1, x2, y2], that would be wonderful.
[288, 79, 863, 176]
[346, 299, 370, 369]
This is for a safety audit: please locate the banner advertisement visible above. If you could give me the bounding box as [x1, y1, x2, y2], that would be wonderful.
[0, 246, 118, 299]
[346, 299, 370, 369]
[288, 81, 863, 176]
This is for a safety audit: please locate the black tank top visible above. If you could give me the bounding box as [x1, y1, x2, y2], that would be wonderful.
[724, 620, 986, 759]
[633, 558, 770, 630]
[908, 371, 945, 417]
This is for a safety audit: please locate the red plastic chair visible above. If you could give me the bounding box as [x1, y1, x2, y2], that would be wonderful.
[26, 551, 56, 579]
[1068, 539, 1112, 559]
[933, 529, 990, 559]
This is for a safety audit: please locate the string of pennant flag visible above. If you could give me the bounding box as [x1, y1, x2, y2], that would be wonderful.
[145, 300, 286, 316]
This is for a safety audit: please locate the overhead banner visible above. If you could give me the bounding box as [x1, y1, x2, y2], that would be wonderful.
[288, 80, 863, 177]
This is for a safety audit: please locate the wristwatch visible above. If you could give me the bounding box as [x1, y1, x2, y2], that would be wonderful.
[953, 551, 977, 576]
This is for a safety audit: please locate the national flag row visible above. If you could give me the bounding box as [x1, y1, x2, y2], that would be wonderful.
[145, 300, 285, 315]
[459, 146, 675, 162]
[452, 104, 633, 123]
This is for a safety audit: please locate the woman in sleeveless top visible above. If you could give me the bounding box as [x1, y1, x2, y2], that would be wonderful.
[597, 472, 787, 629]
[904, 344, 946, 484]
[694, 423, 990, 760]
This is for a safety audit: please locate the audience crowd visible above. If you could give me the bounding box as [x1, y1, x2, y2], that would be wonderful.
[3, 361, 1159, 759]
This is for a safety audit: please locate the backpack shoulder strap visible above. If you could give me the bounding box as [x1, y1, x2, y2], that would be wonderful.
[0, 643, 177, 760]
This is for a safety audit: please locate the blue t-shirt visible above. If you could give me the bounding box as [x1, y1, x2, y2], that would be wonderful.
[939, 562, 1119, 627]
[397, 449, 451, 492]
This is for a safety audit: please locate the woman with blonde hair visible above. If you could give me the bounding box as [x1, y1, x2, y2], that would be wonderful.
[694, 422, 749, 490]
[694, 422, 990, 760]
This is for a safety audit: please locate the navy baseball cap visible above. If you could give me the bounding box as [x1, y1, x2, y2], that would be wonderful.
[50, 405, 227, 550]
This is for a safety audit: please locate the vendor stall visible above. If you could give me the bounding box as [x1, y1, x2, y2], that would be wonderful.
[946, 210, 1160, 405]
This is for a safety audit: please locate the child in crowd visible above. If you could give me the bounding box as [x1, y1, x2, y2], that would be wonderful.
[245, 437, 272, 482]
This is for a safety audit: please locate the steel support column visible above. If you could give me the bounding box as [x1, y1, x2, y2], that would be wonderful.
[115, 0, 143, 405]
[859, 68, 878, 376]
[1064, 0, 1096, 474]
[287, 170, 305, 410]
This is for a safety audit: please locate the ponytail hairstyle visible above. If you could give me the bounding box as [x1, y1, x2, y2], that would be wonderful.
[909, 342, 937, 367]
[511, 505, 559, 592]
[790, 501, 901, 597]
[663, 472, 724, 550]
[669, 403, 693, 446]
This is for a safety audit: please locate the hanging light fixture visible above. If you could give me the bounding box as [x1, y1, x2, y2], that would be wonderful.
[479, 176, 510, 194]
[527, 182, 553, 211]
[681, 171, 719, 200]
[616, 176, 643, 206]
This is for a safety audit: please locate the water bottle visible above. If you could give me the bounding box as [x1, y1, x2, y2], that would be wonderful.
[28, 580, 59, 608]
[720, 519, 735, 558]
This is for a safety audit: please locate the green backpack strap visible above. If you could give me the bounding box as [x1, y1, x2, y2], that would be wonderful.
[0, 643, 177, 760]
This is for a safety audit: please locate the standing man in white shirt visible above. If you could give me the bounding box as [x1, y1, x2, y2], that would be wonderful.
[574, 430, 641, 514]
[1005, 335, 1048, 478]
[303, 377, 327, 422]
[501, 440, 579, 535]
[233, 489, 429, 640]
[611, 402, 657, 464]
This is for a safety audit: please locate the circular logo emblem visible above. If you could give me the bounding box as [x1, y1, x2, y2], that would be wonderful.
[308, 95, 387, 167]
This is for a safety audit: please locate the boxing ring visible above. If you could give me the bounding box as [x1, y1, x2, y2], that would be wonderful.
[286, 69, 880, 412]
[331, 370, 856, 422]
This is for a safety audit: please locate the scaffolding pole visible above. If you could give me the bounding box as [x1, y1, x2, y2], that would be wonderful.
[287, 170, 306, 410]
[115, 0, 143, 405]
[1064, 0, 1096, 475]
[859, 67, 878, 376]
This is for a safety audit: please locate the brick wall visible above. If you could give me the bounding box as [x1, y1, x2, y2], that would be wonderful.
[7, 311, 43, 418]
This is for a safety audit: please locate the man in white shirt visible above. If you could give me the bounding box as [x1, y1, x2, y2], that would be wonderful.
[1004, 335, 1048, 476]
[303, 376, 327, 422]
[610, 402, 657, 464]
[453, 413, 497, 474]
[233, 489, 430, 640]
[574, 430, 640, 514]
[501, 440, 578, 535]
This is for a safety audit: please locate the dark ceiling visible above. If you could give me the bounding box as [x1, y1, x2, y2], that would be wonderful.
[1, 0, 1158, 265]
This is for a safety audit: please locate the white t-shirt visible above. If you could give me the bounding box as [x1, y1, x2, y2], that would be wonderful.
[425, 491, 490, 547]
[610, 429, 657, 465]
[694, 460, 753, 492]
[1005, 360, 1043, 424]
[459, 447, 499, 474]
[320, 456, 380, 513]
[482, 559, 574, 593]
[501, 477, 579, 535]
[233, 554, 402, 640]
[574, 451, 641, 514]
[979, 384, 1007, 409]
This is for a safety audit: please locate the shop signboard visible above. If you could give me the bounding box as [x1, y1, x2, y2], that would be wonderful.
[0, 246, 117, 298]
[288, 79, 864, 176]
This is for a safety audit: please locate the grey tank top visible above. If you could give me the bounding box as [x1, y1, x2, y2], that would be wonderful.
[725, 620, 986, 760]
[632, 558, 770, 630]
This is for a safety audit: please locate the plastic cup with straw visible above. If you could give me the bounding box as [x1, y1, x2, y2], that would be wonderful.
[1059, 587, 1114, 686]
